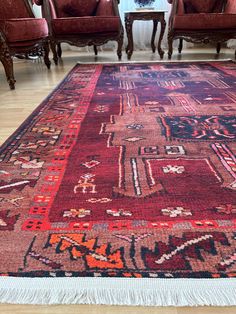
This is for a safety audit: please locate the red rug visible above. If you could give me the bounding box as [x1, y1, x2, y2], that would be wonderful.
[0, 61, 236, 306]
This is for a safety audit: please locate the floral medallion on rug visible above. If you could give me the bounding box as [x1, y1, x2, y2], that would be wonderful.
[0, 61, 236, 306]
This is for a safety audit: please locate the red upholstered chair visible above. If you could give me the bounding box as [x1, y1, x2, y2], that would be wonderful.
[167, 0, 236, 59]
[34, 0, 124, 64]
[0, 0, 50, 89]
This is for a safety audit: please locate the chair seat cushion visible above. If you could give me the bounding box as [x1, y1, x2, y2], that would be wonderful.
[52, 16, 120, 35]
[173, 14, 236, 30]
[0, 18, 48, 42]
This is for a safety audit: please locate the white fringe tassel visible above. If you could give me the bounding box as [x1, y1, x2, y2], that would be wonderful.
[0, 277, 236, 306]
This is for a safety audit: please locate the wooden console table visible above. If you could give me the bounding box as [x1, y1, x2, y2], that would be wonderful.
[125, 10, 167, 60]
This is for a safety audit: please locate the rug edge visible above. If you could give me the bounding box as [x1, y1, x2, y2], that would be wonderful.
[0, 64, 78, 154]
[0, 277, 236, 306]
[77, 58, 234, 65]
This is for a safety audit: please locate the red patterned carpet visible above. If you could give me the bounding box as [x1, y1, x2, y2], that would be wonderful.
[0, 61, 236, 305]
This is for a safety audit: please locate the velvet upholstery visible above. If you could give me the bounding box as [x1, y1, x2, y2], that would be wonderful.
[168, 0, 226, 13]
[225, 0, 236, 13]
[214, 0, 227, 13]
[35, 0, 123, 63]
[0, 18, 48, 42]
[0, 0, 50, 89]
[168, 0, 236, 59]
[52, 16, 120, 35]
[54, 0, 99, 17]
[173, 14, 236, 30]
[0, 0, 33, 19]
[96, 0, 115, 16]
[183, 0, 218, 14]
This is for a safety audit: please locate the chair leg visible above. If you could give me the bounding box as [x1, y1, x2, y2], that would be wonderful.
[117, 28, 124, 60]
[57, 43, 62, 58]
[168, 33, 174, 60]
[216, 43, 221, 54]
[43, 40, 51, 69]
[94, 45, 98, 56]
[0, 36, 15, 89]
[178, 38, 183, 54]
[50, 40, 58, 65]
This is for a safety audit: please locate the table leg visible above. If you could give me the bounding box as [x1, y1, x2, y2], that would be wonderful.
[125, 17, 134, 60]
[178, 39, 183, 54]
[157, 17, 166, 59]
[151, 20, 158, 53]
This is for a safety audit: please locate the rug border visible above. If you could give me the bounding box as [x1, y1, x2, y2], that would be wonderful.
[0, 64, 79, 154]
[0, 277, 236, 306]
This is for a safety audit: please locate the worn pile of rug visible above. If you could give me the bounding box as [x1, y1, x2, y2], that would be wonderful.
[0, 61, 236, 306]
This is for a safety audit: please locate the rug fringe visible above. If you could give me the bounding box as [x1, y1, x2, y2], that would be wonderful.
[0, 277, 236, 306]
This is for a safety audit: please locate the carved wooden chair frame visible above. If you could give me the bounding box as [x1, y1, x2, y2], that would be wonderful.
[167, 0, 236, 59]
[0, 0, 50, 89]
[41, 0, 124, 64]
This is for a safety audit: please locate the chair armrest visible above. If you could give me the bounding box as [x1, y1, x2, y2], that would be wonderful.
[169, 0, 185, 31]
[38, 0, 57, 36]
[36, 0, 57, 19]
[170, 0, 185, 16]
[225, 0, 236, 13]
[24, 0, 36, 17]
[96, 0, 120, 16]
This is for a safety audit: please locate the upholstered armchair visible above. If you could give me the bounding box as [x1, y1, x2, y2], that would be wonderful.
[35, 0, 124, 64]
[0, 0, 50, 89]
[167, 0, 236, 59]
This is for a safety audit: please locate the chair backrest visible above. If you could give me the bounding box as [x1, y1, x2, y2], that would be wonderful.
[96, 0, 116, 16]
[51, 0, 100, 18]
[225, 0, 236, 13]
[169, 0, 228, 17]
[0, 0, 34, 19]
[181, 0, 227, 14]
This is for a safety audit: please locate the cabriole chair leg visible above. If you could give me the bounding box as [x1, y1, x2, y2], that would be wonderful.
[50, 40, 58, 65]
[178, 38, 183, 54]
[168, 34, 174, 60]
[94, 45, 98, 56]
[117, 29, 124, 60]
[57, 43, 62, 58]
[43, 40, 51, 69]
[0, 39, 16, 89]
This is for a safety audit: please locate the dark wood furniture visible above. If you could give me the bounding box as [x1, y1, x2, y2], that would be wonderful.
[125, 10, 167, 60]
[167, 0, 236, 59]
[35, 0, 124, 64]
[0, 0, 50, 89]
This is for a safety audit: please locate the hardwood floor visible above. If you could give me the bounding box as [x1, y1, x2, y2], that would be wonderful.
[0, 48, 236, 314]
[0, 304, 236, 314]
